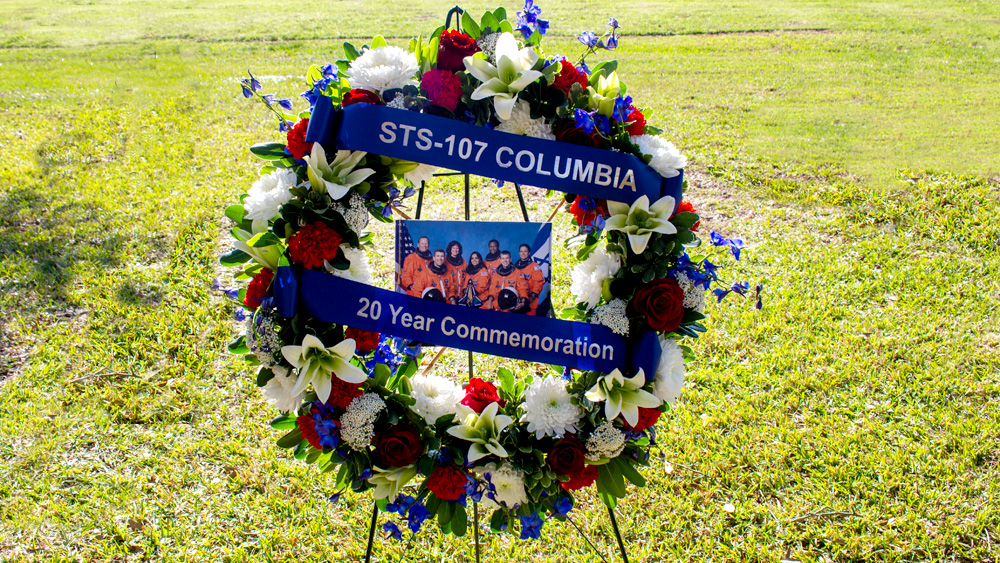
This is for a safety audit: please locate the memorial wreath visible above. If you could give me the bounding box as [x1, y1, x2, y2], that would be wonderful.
[220, 2, 757, 543]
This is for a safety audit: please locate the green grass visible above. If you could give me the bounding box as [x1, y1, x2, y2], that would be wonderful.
[1, 1, 998, 561]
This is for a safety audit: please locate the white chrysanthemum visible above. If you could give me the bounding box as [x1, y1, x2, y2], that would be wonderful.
[329, 245, 373, 285]
[475, 463, 528, 508]
[346, 46, 419, 93]
[593, 298, 629, 336]
[244, 169, 297, 220]
[410, 374, 464, 424]
[495, 100, 555, 140]
[476, 32, 500, 63]
[332, 191, 370, 235]
[403, 163, 439, 186]
[585, 421, 626, 461]
[631, 134, 687, 179]
[674, 272, 706, 313]
[260, 366, 303, 414]
[341, 393, 386, 451]
[520, 376, 583, 439]
[570, 246, 621, 310]
[653, 337, 686, 405]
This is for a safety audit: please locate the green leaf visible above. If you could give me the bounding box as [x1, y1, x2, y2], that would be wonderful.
[499, 20, 513, 33]
[275, 428, 303, 449]
[250, 142, 288, 160]
[225, 204, 246, 224]
[682, 310, 707, 324]
[492, 7, 507, 22]
[371, 35, 387, 49]
[438, 499, 454, 529]
[451, 503, 468, 536]
[670, 211, 699, 230]
[228, 335, 249, 354]
[344, 42, 361, 61]
[480, 11, 500, 33]
[256, 367, 275, 387]
[489, 508, 508, 532]
[599, 492, 618, 510]
[597, 463, 627, 498]
[270, 413, 297, 430]
[249, 232, 281, 247]
[497, 367, 514, 395]
[576, 242, 598, 260]
[219, 249, 251, 267]
[614, 456, 647, 488]
[461, 11, 481, 38]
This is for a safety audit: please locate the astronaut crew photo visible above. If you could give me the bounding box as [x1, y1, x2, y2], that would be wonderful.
[395, 221, 551, 316]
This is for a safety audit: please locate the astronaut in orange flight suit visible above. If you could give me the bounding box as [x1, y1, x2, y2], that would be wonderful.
[444, 240, 466, 298]
[411, 249, 458, 304]
[487, 251, 530, 312]
[400, 236, 432, 297]
[460, 251, 493, 309]
[483, 239, 502, 274]
[514, 244, 545, 315]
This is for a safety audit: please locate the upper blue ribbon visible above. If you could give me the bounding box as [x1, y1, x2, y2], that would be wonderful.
[305, 99, 683, 208]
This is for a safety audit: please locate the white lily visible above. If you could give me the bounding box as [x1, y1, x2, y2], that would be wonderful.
[447, 402, 513, 462]
[304, 143, 374, 200]
[463, 32, 543, 120]
[280, 334, 367, 403]
[368, 465, 418, 500]
[604, 195, 678, 254]
[584, 368, 661, 427]
[232, 225, 283, 271]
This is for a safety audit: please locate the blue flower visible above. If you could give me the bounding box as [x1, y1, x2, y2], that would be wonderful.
[315, 418, 339, 448]
[755, 283, 764, 310]
[606, 33, 619, 50]
[386, 494, 413, 515]
[573, 108, 596, 134]
[709, 230, 745, 260]
[593, 114, 610, 136]
[328, 492, 341, 504]
[248, 70, 262, 92]
[320, 63, 337, 79]
[241, 84, 253, 98]
[277, 98, 294, 111]
[562, 366, 573, 381]
[382, 521, 403, 541]
[577, 61, 590, 75]
[576, 196, 596, 211]
[613, 95, 633, 122]
[406, 502, 431, 533]
[278, 120, 290, 133]
[233, 308, 246, 321]
[519, 512, 544, 540]
[593, 215, 607, 231]
[608, 17, 620, 30]
[552, 496, 573, 516]
[577, 30, 599, 48]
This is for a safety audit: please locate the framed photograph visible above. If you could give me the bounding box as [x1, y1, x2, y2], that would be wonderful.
[395, 220, 552, 317]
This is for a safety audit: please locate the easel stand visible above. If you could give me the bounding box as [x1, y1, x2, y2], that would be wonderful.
[360, 173, 631, 563]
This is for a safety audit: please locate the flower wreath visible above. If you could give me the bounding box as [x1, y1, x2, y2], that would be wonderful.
[220, 3, 758, 542]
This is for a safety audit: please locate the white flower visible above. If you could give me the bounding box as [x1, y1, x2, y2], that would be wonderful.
[605, 195, 678, 255]
[585, 421, 626, 461]
[520, 376, 583, 439]
[674, 271, 706, 313]
[341, 393, 386, 451]
[584, 368, 661, 427]
[244, 169, 298, 221]
[570, 246, 621, 310]
[593, 299, 630, 336]
[304, 143, 374, 200]
[369, 465, 417, 500]
[403, 162, 439, 186]
[475, 463, 527, 508]
[652, 337, 686, 405]
[631, 134, 687, 179]
[447, 402, 513, 462]
[260, 366, 303, 414]
[280, 334, 367, 403]
[410, 374, 464, 424]
[245, 309, 282, 366]
[495, 100, 555, 140]
[476, 32, 501, 63]
[463, 32, 543, 120]
[346, 46, 419, 93]
[328, 245, 373, 285]
[331, 191, 370, 235]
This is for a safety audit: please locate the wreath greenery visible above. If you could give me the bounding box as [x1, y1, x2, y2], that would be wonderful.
[219, 3, 756, 541]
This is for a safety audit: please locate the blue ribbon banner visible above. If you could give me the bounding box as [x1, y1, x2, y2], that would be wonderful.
[305, 99, 683, 208]
[275, 267, 661, 376]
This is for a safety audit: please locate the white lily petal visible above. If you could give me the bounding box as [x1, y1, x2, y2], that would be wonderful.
[485, 442, 509, 458]
[494, 33, 520, 60]
[603, 215, 628, 231]
[649, 195, 677, 216]
[627, 232, 652, 254]
[507, 69, 543, 92]
[313, 375, 332, 403]
[281, 345, 304, 367]
[467, 444, 489, 462]
[629, 195, 651, 215]
[332, 358, 368, 384]
[343, 167, 374, 187]
[620, 402, 640, 426]
[471, 77, 508, 100]
[324, 180, 351, 200]
[632, 389, 663, 409]
[493, 94, 517, 120]
[463, 56, 498, 83]
[606, 200, 630, 217]
[646, 219, 679, 235]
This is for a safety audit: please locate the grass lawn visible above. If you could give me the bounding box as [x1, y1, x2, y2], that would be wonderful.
[1, 1, 998, 561]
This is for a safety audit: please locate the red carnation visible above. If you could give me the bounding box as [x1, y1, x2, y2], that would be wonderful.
[553, 120, 604, 148]
[285, 118, 313, 161]
[243, 268, 274, 309]
[342, 88, 384, 107]
[632, 278, 686, 333]
[560, 465, 599, 491]
[568, 196, 610, 228]
[325, 377, 364, 410]
[287, 222, 343, 270]
[547, 436, 587, 475]
[623, 407, 661, 432]
[372, 424, 424, 468]
[421, 69, 463, 111]
[297, 413, 323, 449]
[624, 106, 646, 136]
[425, 465, 468, 501]
[551, 59, 588, 96]
[345, 327, 380, 354]
[460, 378, 505, 413]
[672, 201, 701, 232]
[437, 29, 480, 72]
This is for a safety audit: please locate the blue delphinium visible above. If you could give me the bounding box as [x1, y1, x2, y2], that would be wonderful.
[516, 0, 550, 40]
[406, 501, 431, 533]
[710, 230, 745, 260]
[574, 108, 596, 134]
[577, 30, 599, 48]
[519, 512, 544, 540]
[382, 521, 403, 540]
[552, 496, 573, 517]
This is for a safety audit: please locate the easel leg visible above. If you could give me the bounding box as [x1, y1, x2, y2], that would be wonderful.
[473, 501, 482, 563]
[365, 503, 379, 563]
[607, 506, 629, 563]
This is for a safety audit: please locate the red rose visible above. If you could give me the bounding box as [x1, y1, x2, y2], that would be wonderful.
[372, 425, 424, 467]
[420, 69, 464, 111]
[243, 268, 274, 309]
[342, 88, 384, 107]
[632, 278, 686, 332]
[551, 59, 588, 96]
[345, 327, 380, 354]
[672, 201, 701, 232]
[560, 465, 599, 491]
[624, 106, 646, 136]
[285, 118, 313, 161]
[297, 413, 323, 449]
[425, 465, 468, 501]
[568, 196, 610, 227]
[623, 407, 661, 432]
[547, 436, 587, 475]
[460, 378, 505, 413]
[553, 120, 604, 148]
[287, 222, 343, 270]
[325, 377, 364, 410]
[437, 29, 480, 72]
